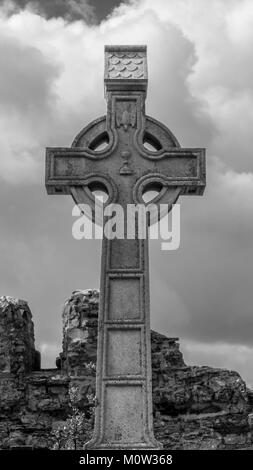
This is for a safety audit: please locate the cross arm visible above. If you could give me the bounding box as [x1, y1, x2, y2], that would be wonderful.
[135, 147, 206, 200]
[45, 147, 108, 195]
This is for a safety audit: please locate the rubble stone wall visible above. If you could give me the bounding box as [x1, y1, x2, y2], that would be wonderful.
[0, 291, 252, 450]
[0, 297, 40, 374]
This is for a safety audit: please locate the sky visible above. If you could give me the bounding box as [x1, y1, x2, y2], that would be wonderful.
[0, 0, 253, 386]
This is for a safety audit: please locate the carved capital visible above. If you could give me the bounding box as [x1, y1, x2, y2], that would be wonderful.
[104, 45, 148, 94]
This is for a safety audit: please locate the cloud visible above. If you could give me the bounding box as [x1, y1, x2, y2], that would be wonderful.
[0, 32, 61, 182]
[134, 0, 253, 172]
[0, 4, 213, 182]
[0, 0, 95, 22]
[0, 35, 59, 112]
[0, 0, 253, 382]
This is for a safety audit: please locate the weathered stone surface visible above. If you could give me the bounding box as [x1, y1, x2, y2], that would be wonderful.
[0, 370, 70, 449]
[153, 368, 252, 449]
[0, 291, 252, 449]
[45, 44, 206, 450]
[104, 46, 147, 82]
[0, 296, 40, 374]
[59, 289, 99, 376]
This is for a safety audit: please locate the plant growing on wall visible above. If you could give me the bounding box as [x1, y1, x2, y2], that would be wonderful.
[51, 365, 95, 450]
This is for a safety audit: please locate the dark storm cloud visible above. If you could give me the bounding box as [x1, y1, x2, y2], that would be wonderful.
[1, 0, 95, 22]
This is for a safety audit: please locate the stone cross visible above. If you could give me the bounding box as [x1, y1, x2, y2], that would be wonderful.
[45, 45, 205, 449]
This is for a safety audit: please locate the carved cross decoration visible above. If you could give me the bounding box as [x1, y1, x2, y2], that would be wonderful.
[45, 45, 206, 449]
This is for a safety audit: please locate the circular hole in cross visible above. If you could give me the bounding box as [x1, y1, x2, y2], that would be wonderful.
[88, 181, 109, 203]
[142, 181, 163, 203]
[89, 132, 109, 152]
[143, 132, 162, 152]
